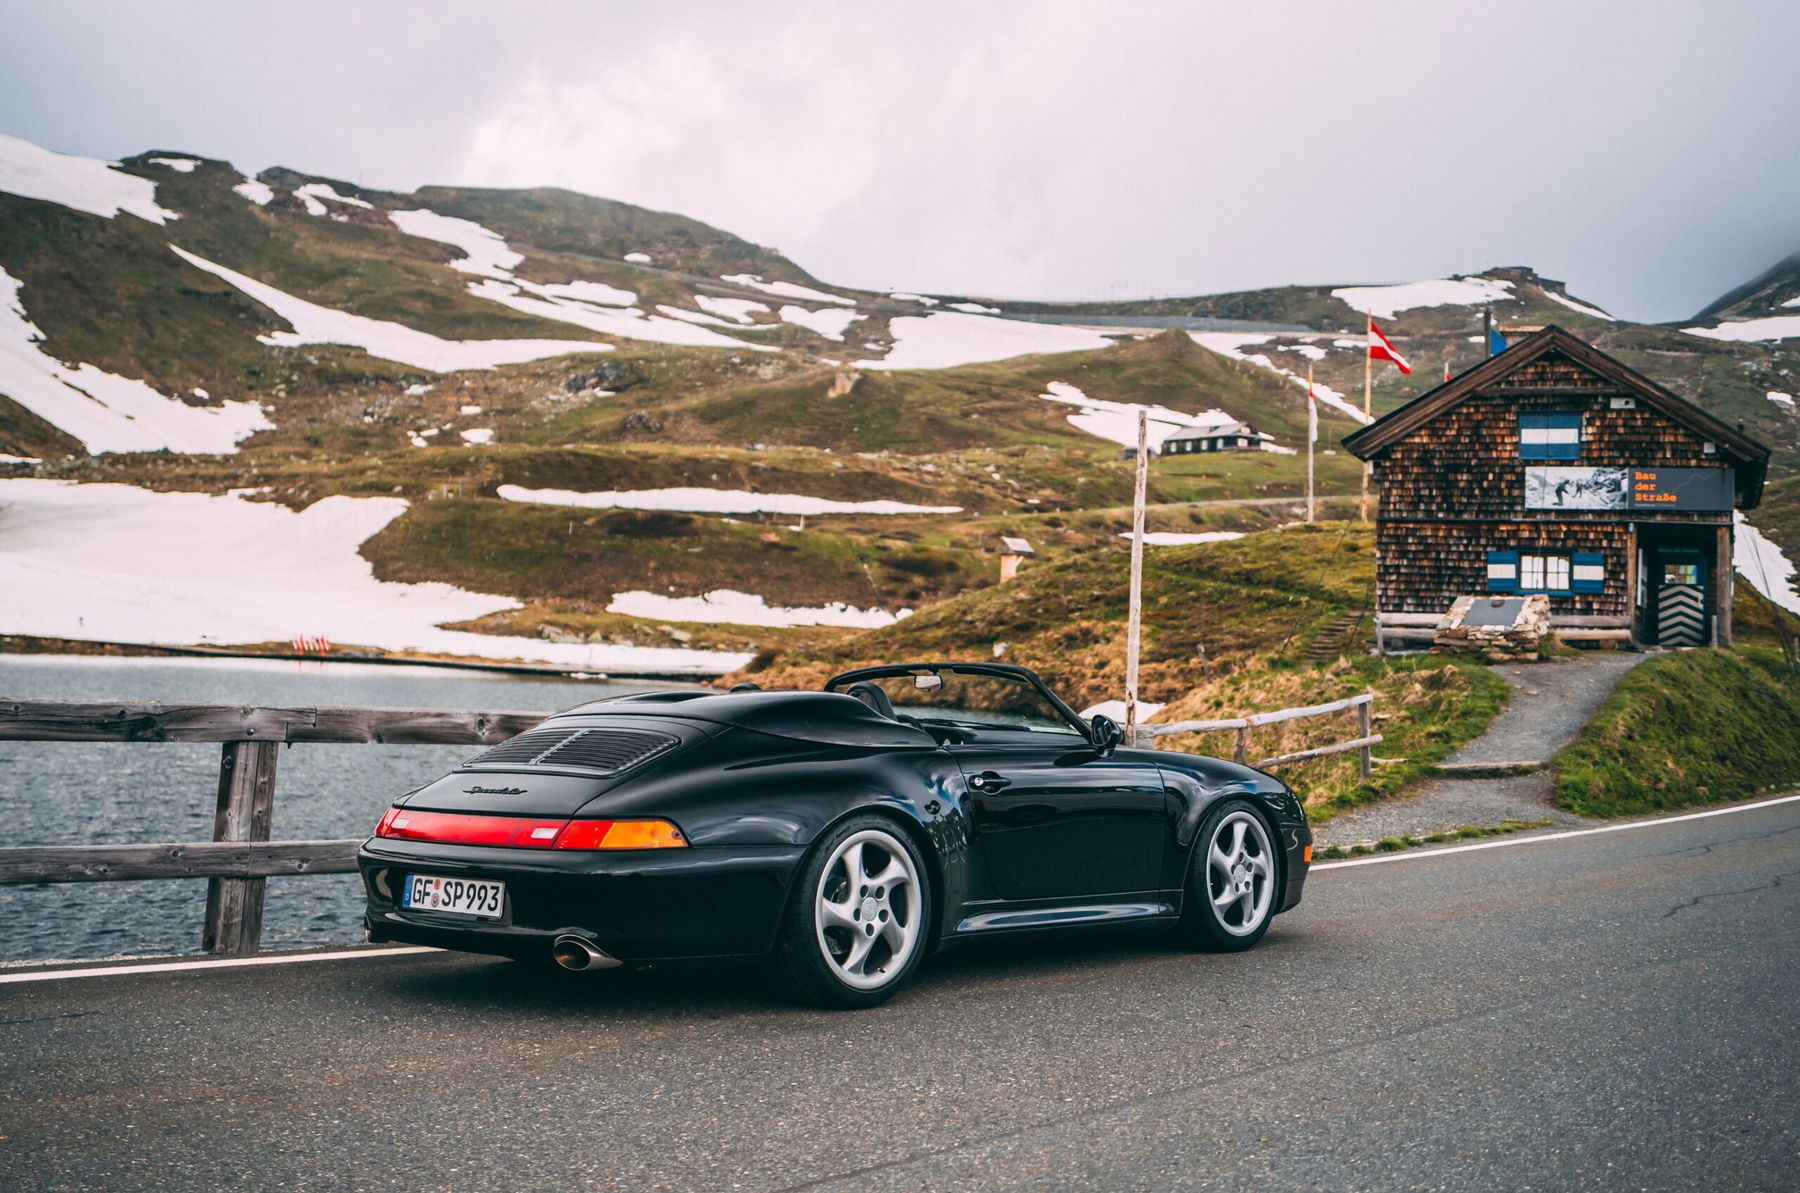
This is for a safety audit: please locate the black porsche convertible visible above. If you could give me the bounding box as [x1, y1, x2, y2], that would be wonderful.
[360, 662, 1311, 1006]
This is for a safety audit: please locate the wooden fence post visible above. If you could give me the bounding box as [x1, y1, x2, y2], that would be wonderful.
[203, 739, 279, 955]
[1232, 725, 1249, 765]
[1358, 700, 1374, 779]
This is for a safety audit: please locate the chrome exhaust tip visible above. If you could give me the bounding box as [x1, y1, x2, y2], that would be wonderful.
[551, 934, 621, 972]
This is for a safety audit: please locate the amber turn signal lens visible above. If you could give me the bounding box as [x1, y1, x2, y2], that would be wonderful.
[1302, 844, 1313, 863]
[554, 819, 687, 850]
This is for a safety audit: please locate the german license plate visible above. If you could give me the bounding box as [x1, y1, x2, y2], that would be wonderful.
[401, 874, 505, 919]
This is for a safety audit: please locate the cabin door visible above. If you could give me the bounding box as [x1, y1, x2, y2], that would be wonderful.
[1650, 548, 1708, 647]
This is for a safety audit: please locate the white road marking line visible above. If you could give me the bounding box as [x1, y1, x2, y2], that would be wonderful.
[1313, 792, 1800, 871]
[0, 946, 437, 986]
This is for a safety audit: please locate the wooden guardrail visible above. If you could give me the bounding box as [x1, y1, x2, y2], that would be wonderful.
[1133, 692, 1380, 777]
[0, 700, 549, 956]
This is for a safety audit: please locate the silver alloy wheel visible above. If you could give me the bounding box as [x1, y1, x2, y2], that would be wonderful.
[814, 829, 923, 991]
[1206, 810, 1275, 936]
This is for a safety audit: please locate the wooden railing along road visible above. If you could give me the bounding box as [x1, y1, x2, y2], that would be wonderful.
[0, 693, 1379, 958]
[0, 701, 545, 956]
[1132, 692, 1381, 776]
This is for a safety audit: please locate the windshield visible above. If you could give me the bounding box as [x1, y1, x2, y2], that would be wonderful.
[832, 668, 1085, 741]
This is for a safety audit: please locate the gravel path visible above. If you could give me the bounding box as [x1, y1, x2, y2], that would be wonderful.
[1313, 652, 1648, 848]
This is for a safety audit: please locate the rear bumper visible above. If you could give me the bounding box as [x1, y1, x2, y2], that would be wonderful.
[358, 837, 807, 964]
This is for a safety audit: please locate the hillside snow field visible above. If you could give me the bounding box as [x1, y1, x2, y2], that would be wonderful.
[2, 268, 270, 453]
[496, 484, 963, 516]
[170, 247, 619, 373]
[0, 132, 175, 224]
[0, 480, 750, 673]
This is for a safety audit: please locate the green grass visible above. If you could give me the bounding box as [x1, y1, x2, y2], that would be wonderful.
[1554, 645, 1800, 817]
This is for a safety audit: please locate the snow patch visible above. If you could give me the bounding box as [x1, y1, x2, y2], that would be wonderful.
[1331, 277, 1515, 320]
[948, 301, 1001, 314]
[466, 278, 772, 351]
[536, 279, 637, 307]
[497, 484, 961, 516]
[1542, 289, 1614, 320]
[389, 209, 522, 279]
[0, 132, 176, 224]
[146, 157, 199, 173]
[1685, 314, 1800, 343]
[233, 178, 274, 206]
[1286, 343, 1328, 361]
[861, 312, 1112, 370]
[608, 589, 901, 629]
[779, 304, 864, 341]
[694, 295, 771, 324]
[1768, 391, 1795, 410]
[1079, 699, 1166, 722]
[292, 182, 371, 217]
[1117, 531, 1246, 546]
[0, 267, 269, 454]
[1188, 332, 1370, 425]
[0, 480, 749, 674]
[889, 293, 939, 306]
[1735, 513, 1800, 615]
[459, 428, 493, 444]
[623, 252, 652, 264]
[1038, 381, 1238, 451]
[720, 274, 854, 306]
[172, 246, 613, 372]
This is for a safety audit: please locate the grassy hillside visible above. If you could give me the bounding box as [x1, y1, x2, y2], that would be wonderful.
[745, 522, 1376, 705]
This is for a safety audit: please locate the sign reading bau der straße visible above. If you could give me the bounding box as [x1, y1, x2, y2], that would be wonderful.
[1524, 466, 1734, 512]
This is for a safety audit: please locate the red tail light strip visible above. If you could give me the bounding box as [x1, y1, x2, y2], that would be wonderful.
[373, 807, 686, 850]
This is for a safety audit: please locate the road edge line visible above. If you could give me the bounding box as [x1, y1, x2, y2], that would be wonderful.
[1312, 791, 1800, 871]
[0, 945, 437, 986]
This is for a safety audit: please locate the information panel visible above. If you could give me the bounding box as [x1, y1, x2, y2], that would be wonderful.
[1627, 468, 1735, 511]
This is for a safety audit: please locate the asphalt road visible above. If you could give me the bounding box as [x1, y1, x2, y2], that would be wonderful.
[3, 799, 1797, 1193]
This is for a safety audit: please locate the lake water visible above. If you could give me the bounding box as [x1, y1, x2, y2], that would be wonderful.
[0, 654, 678, 963]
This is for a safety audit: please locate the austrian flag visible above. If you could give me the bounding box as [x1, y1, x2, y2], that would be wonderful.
[1368, 319, 1412, 374]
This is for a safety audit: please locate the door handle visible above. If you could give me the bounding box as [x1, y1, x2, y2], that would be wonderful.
[969, 771, 1012, 792]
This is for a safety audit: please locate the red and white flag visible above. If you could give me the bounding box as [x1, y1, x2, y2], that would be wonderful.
[1368, 318, 1412, 374]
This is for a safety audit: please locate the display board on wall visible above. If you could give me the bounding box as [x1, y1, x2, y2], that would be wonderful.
[1524, 466, 1733, 512]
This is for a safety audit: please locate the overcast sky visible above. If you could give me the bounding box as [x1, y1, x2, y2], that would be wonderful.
[2, 1, 1795, 322]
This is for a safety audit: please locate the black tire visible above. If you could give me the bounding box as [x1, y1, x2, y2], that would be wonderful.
[772, 815, 933, 1008]
[1176, 798, 1279, 952]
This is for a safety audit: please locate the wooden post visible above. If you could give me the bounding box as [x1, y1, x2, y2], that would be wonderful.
[203, 739, 279, 955]
[1358, 700, 1374, 779]
[1360, 310, 1372, 522]
[1715, 523, 1733, 647]
[1232, 725, 1249, 765]
[1306, 366, 1316, 524]
[1125, 411, 1148, 737]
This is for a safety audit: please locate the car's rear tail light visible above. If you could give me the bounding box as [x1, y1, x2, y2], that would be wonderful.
[554, 819, 687, 850]
[373, 808, 570, 848]
[370, 808, 686, 850]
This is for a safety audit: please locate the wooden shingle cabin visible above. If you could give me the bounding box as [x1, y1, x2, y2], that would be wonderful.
[1343, 326, 1771, 653]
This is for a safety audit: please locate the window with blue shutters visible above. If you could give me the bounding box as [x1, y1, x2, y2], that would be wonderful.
[1486, 550, 1519, 592]
[1571, 552, 1605, 593]
[1519, 412, 1581, 460]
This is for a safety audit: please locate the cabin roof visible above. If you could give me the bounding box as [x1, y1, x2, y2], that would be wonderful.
[1341, 325, 1770, 503]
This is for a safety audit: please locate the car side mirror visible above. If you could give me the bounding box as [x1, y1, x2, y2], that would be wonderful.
[1089, 714, 1123, 756]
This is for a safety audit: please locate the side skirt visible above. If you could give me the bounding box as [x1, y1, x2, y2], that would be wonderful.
[954, 901, 1177, 934]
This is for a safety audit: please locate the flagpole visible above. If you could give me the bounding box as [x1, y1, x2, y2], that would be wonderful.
[1125, 410, 1148, 745]
[1306, 365, 1316, 524]
[1360, 309, 1373, 521]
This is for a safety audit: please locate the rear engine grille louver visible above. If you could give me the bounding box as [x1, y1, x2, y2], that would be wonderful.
[463, 727, 679, 776]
